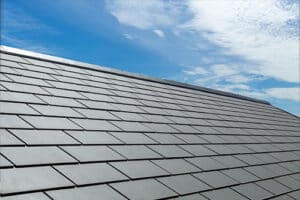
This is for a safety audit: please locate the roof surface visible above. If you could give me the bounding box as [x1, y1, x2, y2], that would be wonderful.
[0, 46, 299, 200]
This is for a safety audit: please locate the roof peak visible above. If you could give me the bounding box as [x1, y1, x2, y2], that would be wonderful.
[0, 45, 270, 105]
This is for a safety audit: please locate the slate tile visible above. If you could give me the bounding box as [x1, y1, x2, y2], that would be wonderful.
[1, 82, 49, 94]
[62, 146, 124, 162]
[288, 190, 300, 200]
[186, 157, 226, 170]
[176, 134, 209, 144]
[0, 192, 51, 200]
[112, 121, 152, 132]
[170, 124, 200, 133]
[173, 193, 208, 200]
[111, 160, 169, 179]
[110, 132, 156, 144]
[111, 179, 177, 200]
[275, 175, 300, 190]
[233, 183, 273, 200]
[203, 188, 248, 200]
[54, 163, 128, 185]
[0, 115, 32, 128]
[38, 95, 85, 107]
[0, 91, 44, 104]
[43, 87, 85, 98]
[47, 185, 127, 200]
[30, 104, 83, 117]
[256, 179, 290, 195]
[234, 154, 264, 165]
[0, 154, 13, 167]
[21, 116, 81, 129]
[143, 123, 179, 133]
[1, 146, 77, 166]
[213, 156, 247, 168]
[5, 74, 52, 87]
[205, 145, 236, 155]
[159, 174, 211, 195]
[0, 102, 39, 115]
[222, 168, 259, 183]
[179, 145, 216, 156]
[153, 158, 200, 174]
[194, 171, 237, 188]
[0, 166, 73, 195]
[142, 114, 173, 123]
[78, 99, 117, 110]
[75, 108, 118, 120]
[111, 145, 162, 159]
[148, 145, 192, 158]
[111, 111, 147, 122]
[245, 166, 277, 179]
[0, 129, 24, 145]
[11, 129, 79, 145]
[71, 119, 119, 131]
[66, 131, 122, 144]
[146, 133, 184, 144]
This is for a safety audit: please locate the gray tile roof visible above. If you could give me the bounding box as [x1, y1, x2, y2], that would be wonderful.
[0, 45, 299, 199]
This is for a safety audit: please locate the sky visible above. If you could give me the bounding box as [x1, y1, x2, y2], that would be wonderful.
[1, 0, 300, 116]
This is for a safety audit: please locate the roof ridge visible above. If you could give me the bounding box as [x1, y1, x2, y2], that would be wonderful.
[0, 45, 270, 105]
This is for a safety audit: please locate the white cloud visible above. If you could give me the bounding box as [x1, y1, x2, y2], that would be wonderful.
[183, 66, 208, 75]
[266, 87, 300, 101]
[227, 75, 251, 83]
[153, 29, 165, 38]
[123, 33, 134, 40]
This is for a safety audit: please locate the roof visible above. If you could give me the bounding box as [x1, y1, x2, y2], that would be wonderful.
[0, 45, 299, 200]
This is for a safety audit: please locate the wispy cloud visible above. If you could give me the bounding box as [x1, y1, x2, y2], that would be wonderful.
[266, 87, 300, 101]
[153, 29, 165, 38]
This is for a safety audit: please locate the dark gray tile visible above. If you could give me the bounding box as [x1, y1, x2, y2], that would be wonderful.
[187, 157, 226, 170]
[110, 132, 156, 144]
[71, 119, 119, 131]
[1, 146, 77, 166]
[149, 145, 192, 158]
[275, 175, 300, 190]
[245, 166, 277, 179]
[21, 116, 81, 129]
[54, 163, 128, 185]
[0, 166, 73, 195]
[170, 124, 199, 134]
[111, 179, 176, 200]
[222, 168, 259, 183]
[111, 121, 152, 132]
[153, 158, 200, 174]
[75, 108, 118, 120]
[111, 160, 169, 179]
[11, 129, 79, 145]
[30, 104, 83, 117]
[179, 145, 216, 156]
[256, 179, 290, 195]
[159, 174, 211, 195]
[176, 134, 209, 144]
[146, 133, 184, 144]
[47, 185, 127, 200]
[66, 131, 122, 144]
[174, 193, 208, 200]
[233, 183, 273, 200]
[213, 156, 247, 168]
[143, 123, 179, 133]
[63, 146, 125, 162]
[194, 171, 237, 188]
[111, 145, 162, 159]
[203, 188, 248, 200]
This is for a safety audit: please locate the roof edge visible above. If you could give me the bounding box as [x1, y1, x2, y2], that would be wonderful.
[0, 45, 270, 105]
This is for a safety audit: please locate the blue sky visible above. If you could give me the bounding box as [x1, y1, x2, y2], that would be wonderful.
[2, 0, 300, 116]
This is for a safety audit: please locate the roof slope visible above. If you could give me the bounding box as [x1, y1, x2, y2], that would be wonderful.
[0, 46, 299, 200]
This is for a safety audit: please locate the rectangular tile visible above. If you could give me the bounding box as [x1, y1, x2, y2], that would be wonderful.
[203, 188, 248, 200]
[146, 133, 184, 144]
[62, 146, 124, 162]
[0, 115, 32, 128]
[111, 145, 162, 159]
[0, 129, 24, 145]
[1, 146, 77, 166]
[194, 171, 237, 188]
[222, 168, 259, 183]
[110, 132, 156, 144]
[71, 119, 120, 131]
[153, 159, 200, 174]
[186, 157, 226, 170]
[111, 179, 176, 200]
[0, 166, 73, 195]
[38, 95, 85, 107]
[179, 145, 216, 156]
[149, 145, 192, 158]
[54, 163, 128, 185]
[66, 131, 122, 144]
[233, 183, 273, 200]
[1, 82, 49, 94]
[0, 102, 39, 115]
[30, 104, 83, 117]
[0, 91, 44, 103]
[111, 121, 152, 132]
[21, 116, 81, 129]
[75, 108, 118, 120]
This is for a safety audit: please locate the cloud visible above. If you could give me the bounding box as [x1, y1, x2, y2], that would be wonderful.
[183, 66, 208, 75]
[153, 29, 165, 38]
[266, 87, 300, 101]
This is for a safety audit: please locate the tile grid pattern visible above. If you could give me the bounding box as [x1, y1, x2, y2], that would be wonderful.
[0, 49, 299, 200]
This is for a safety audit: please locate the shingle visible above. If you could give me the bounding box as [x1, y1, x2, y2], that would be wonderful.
[213, 156, 247, 168]
[146, 133, 184, 144]
[194, 171, 237, 188]
[222, 168, 259, 183]
[234, 154, 264, 165]
[275, 175, 300, 190]
[176, 134, 209, 144]
[245, 166, 277, 179]
[203, 188, 248, 200]
[71, 119, 119, 131]
[0, 192, 51, 200]
[149, 145, 192, 158]
[288, 190, 300, 200]
[256, 179, 290, 195]
[62, 146, 124, 162]
[54, 163, 128, 185]
[158, 174, 211, 195]
[153, 158, 200, 174]
[0, 166, 73, 195]
[110, 132, 156, 144]
[142, 114, 173, 123]
[0, 102, 39, 115]
[30, 104, 83, 117]
[38, 95, 85, 107]
[111, 160, 169, 179]
[11, 129, 79, 145]
[43, 87, 85, 98]
[205, 145, 236, 154]
[112, 121, 152, 132]
[0, 154, 13, 167]
[173, 193, 208, 200]
[0, 115, 32, 128]
[143, 123, 179, 133]
[0, 91, 44, 103]
[1, 146, 77, 166]
[111, 145, 162, 159]
[170, 124, 200, 133]
[78, 99, 117, 110]
[180, 145, 216, 156]
[75, 108, 118, 119]
[47, 185, 126, 200]
[6, 74, 52, 86]
[233, 183, 273, 200]
[186, 157, 226, 170]
[66, 131, 122, 144]
[111, 179, 177, 200]
[0, 129, 23, 145]
[1, 82, 49, 94]
[22, 116, 81, 129]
